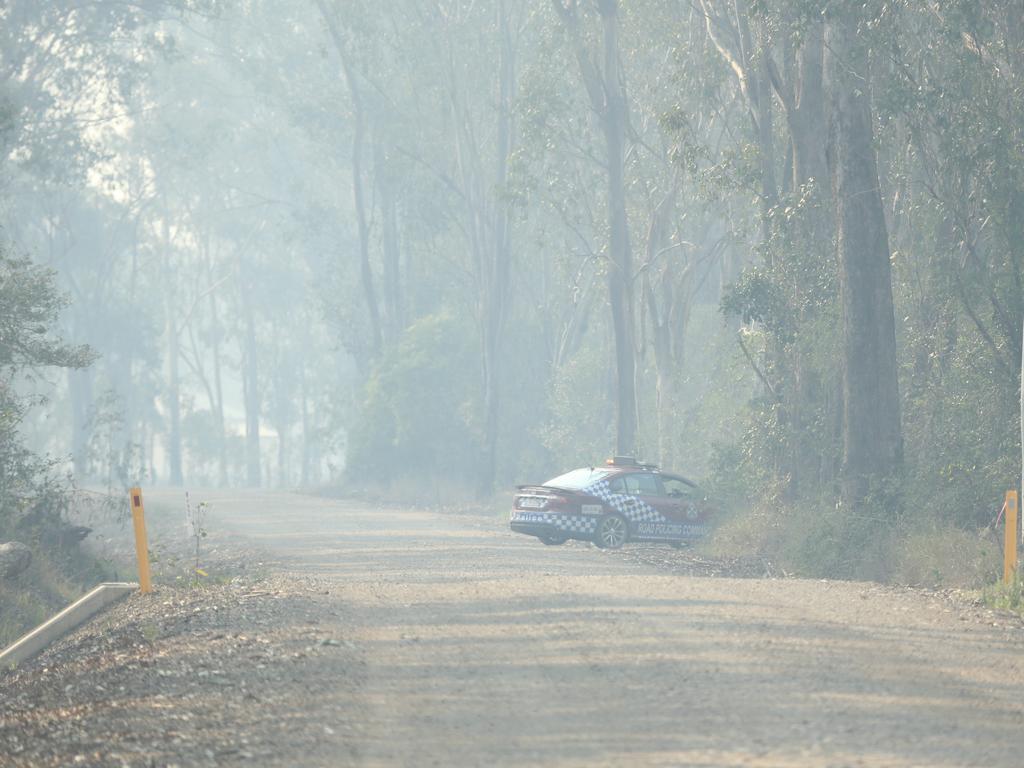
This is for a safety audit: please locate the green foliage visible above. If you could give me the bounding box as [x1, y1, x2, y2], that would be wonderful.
[80, 388, 147, 491]
[540, 343, 615, 470]
[706, 486, 897, 582]
[984, 574, 1024, 615]
[0, 245, 96, 529]
[895, 526, 996, 588]
[722, 268, 792, 340]
[776, 493, 901, 581]
[900, 322, 1020, 530]
[345, 312, 481, 488]
[0, 546, 114, 648]
[0, 252, 95, 374]
[0, 238, 113, 645]
[701, 0, 1024, 585]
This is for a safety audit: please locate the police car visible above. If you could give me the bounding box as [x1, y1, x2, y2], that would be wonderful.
[510, 457, 713, 548]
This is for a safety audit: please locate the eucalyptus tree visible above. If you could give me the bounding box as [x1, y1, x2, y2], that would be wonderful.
[515, 0, 736, 470]
[551, 0, 639, 457]
[619, 0, 732, 471]
[827, 1, 902, 508]
[314, 0, 384, 359]
[304, 0, 547, 492]
[427, 0, 521, 495]
[0, 1, 184, 482]
[63, 3, 351, 488]
[0, 245, 96, 526]
[690, 0, 838, 496]
[876, 0, 1024, 522]
[0, 0, 176, 180]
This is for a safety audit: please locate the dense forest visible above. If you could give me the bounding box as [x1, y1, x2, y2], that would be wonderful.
[2, 0, 1022, 581]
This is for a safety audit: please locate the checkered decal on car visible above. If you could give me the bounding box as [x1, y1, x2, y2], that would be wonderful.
[540, 514, 597, 533]
[584, 480, 670, 525]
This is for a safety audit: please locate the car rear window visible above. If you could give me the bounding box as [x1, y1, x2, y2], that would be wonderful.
[544, 468, 612, 490]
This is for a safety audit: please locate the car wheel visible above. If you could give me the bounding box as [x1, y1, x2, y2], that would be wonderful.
[594, 514, 628, 549]
[540, 534, 568, 546]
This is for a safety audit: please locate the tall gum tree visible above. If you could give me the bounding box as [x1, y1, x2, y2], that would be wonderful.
[552, 0, 638, 456]
[700, 0, 840, 494]
[767, 10, 835, 493]
[827, 2, 902, 507]
[429, 0, 517, 496]
[480, 1, 515, 496]
[315, 0, 384, 361]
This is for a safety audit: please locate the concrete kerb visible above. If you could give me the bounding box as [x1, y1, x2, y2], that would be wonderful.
[1, 582, 138, 672]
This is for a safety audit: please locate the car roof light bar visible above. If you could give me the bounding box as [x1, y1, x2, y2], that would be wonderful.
[606, 456, 660, 469]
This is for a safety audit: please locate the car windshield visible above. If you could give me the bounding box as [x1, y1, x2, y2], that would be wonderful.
[544, 467, 612, 490]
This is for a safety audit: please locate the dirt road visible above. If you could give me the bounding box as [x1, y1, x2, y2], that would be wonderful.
[3, 491, 1024, 767]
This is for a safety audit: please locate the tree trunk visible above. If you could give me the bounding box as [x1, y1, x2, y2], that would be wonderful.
[162, 219, 183, 486]
[242, 293, 261, 488]
[165, 298, 184, 486]
[789, 19, 829, 196]
[599, 0, 638, 456]
[349, 82, 383, 358]
[828, 7, 903, 507]
[210, 312, 228, 487]
[277, 421, 287, 489]
[792, 18, 831, 493]
[763, 13, 834, 495]
[314, 0, 382, 359]
[205, 240, 228, 487]
[301, 362, 311, 487]
[648, 289, 678, 470]
[375, 129, 403, 343]
[642, 190, 685, 470]
[478, 0, 515, 497]
[68, 367, 92, 479]
[552, 0, 638, 456]
[755, 55, 777, 248]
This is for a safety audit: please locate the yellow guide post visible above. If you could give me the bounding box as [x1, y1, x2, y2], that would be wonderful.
[129, 486, 152, 594]
[1004, 490, 1018, 585]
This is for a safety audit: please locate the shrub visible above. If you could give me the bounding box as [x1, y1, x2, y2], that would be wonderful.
[345, 311, 481, 490]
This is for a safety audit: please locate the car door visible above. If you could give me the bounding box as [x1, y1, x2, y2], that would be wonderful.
[617, 471, 681, 540]
[659, 475, 709, 538]
[605, 472, 659, 535]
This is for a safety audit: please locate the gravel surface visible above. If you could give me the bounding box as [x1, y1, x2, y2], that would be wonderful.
[2, 490, 1024, 767]
[1, 579, 359, 767]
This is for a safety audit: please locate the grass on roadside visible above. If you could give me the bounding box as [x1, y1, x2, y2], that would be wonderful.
[707, 495, 1000, 587]
[983, 574, 1024, 615]
[0, 542, 115, 648]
